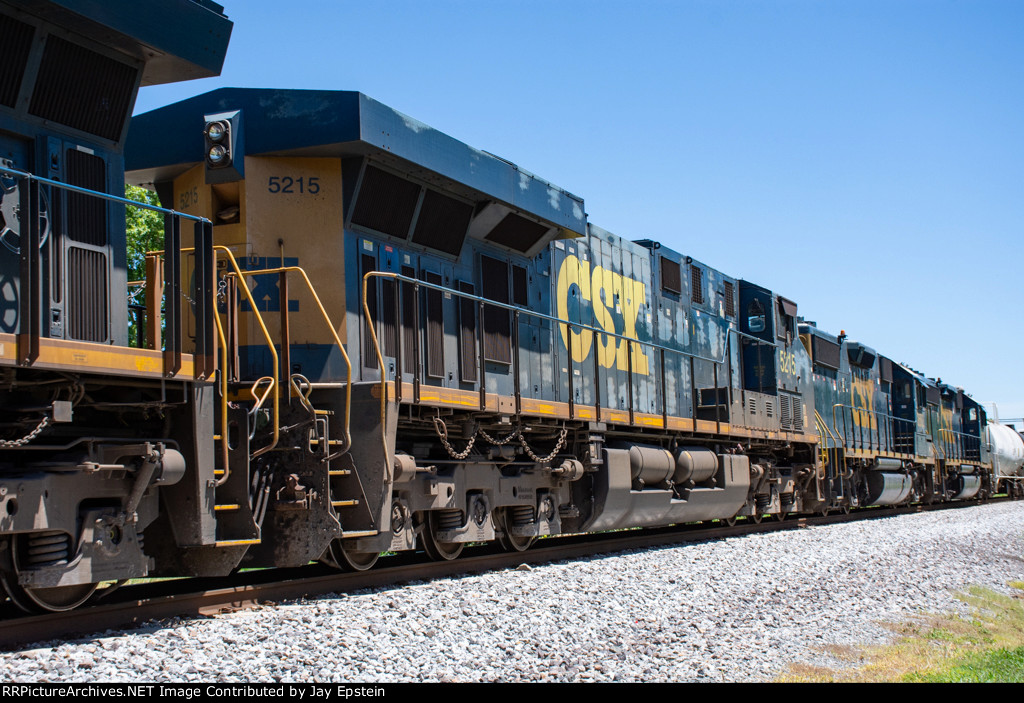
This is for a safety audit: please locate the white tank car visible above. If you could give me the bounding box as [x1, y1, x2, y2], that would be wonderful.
[985, 423, 1024, 482]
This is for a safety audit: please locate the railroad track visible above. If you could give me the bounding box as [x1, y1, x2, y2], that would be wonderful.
[0, 498, 1004, 650]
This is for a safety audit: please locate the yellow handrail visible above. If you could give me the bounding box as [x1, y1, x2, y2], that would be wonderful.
[235, 265, 352, 454]
[212, 298, 230, 486]
[145, 244, 280, 457]
[212, 247, 279, 458]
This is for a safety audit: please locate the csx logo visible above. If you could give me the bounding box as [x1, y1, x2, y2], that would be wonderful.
[852, 375, 877, 430]
[555, 254, 649, 375]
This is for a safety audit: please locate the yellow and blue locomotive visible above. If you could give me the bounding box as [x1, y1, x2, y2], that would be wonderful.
[123, 84, 992, 577]
[0, 1, 996, 613]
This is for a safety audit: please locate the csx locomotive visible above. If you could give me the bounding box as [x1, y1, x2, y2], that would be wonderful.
[0, 0, 1011, 613]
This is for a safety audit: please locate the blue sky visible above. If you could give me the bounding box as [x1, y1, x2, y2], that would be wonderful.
[136, 0, 1024, 421]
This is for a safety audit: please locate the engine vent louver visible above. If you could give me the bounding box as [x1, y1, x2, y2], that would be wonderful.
[812, 336, 841, 371]
[457, 281, 477, 383]
[484, 213, 549, 253]
[411, 189, 472, 256]
[879, 357, 893, 384]
[512, 265, 528, 306]
[481, 256, 511, 363]
[350, 165, 420, 239]
[723, 281, 735, 317]
[690, 266, 704, 304]
[65, 149, 107, 246]
[0, 14, 34, 108]
[400, 265, 415, 374]
[67, 248, 108, 342]
[30, 36, 136, 141]
[779, 392, 804, 432]
[660, 256, 681, 295]
[361, 254, 377, 368]
[424, 271, 444, 378]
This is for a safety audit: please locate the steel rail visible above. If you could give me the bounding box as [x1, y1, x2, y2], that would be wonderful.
[0, 497, 1008, 651]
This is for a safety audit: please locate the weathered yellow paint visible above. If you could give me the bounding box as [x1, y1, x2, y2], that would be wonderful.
[851, 375, 877, 430]
[635, 413, 665, 428]
[555, 253, 649, 375]
[242, 156, 346, 344]
[381, 376, 820, 447]
[0, 335, 196, 379]
[940, 405, 954, 433]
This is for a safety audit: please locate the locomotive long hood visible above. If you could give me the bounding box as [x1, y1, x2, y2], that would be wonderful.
[4, 0, 232, 86]
[126, 88, 587, 239]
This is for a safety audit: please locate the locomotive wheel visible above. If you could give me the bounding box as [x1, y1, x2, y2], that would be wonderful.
[328, 540, 379, 572]
[421, 512, 464, 561]
[0, 537, 98, 613]
[723, 516, 737, 527]
[750, 513, 763, 525]
[495, 508, 536, 553]
[775, 511, 787, 522]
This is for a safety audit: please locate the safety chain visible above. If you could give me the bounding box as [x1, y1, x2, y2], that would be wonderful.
[478, 426, 519, 446]
[433, 416, 477, 460]
[217, 276, 228, 302]
[434, 415, 568, 465]
[0, 415, 50, 448]
[519, 425, 569, 464]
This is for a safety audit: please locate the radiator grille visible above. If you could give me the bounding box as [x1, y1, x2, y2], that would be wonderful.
[30, 36, 136, 141]
[411, 189, 472, 256]
[0, 14, 34, 107]
[484, 213, 548, 253]
[690, 265, 704, 304]
[723, 281, 735, 317]
[350, 165, 420, 238]
[660, 256, 681, 295]
[67, 247, 108, 342]
[65, 149, 107, 246]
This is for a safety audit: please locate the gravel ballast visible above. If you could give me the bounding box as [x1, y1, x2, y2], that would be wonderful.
[4, 501, 1023, 682]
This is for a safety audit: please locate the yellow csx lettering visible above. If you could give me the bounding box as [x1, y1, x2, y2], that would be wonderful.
[940, 406, 953, 432]
[555, 254, 649, 375]
[851, 376, 877, 430]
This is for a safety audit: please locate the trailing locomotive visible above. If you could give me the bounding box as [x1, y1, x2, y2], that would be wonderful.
[0, 0, 1005, 613]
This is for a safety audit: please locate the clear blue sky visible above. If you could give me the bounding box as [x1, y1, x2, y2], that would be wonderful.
[135, 0, 1024, 421]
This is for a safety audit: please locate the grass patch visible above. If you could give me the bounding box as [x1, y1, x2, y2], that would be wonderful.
[779, 582, 1024, 682]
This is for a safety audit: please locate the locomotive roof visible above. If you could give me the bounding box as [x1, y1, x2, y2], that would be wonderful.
[126, 88, 587, 237]
[6, 0, 232, 86]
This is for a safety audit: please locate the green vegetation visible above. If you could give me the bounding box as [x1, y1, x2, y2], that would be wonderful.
[781, 583, 1024, 682]
[125, 184, 163, 283]
[124, 185, 164, 346]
